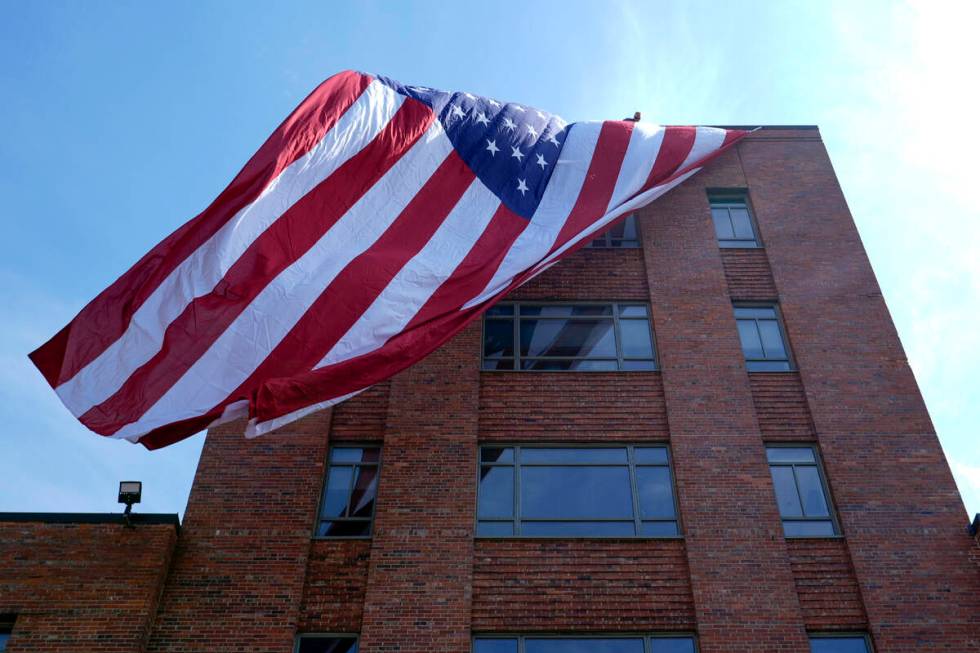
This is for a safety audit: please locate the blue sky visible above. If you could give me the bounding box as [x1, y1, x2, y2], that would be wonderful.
[1, 1, 977, 519]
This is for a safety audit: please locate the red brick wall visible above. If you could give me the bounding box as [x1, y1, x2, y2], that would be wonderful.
[0, 520, 176, 652]
[147, 410, 332, 652]
[640, 147, 811, 651]
[749, 372, 817, 440]
[786, 539, 867, 630]
[741, 130, 980, 649]
[472, 540, 695, 632]
[298, 540, 371, 633]
[479, 373, 668, 441]
[720, 248, 778, 300]
[357, 322, 481, 652]
[508, 247, 648, 300]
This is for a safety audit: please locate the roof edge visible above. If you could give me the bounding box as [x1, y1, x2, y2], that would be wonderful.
[0, 512, 180, 527]
[710, 125, 820, 130]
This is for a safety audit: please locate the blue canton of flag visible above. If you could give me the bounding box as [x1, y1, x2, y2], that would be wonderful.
[377, 75, 566, 218]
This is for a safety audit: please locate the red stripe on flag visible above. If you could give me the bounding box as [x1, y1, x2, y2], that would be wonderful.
[550, 120, 634, 251]
[30, 70, 373, 389]
[217, 150, 476, 407]
[642, 125, 697, 190]
[244, 205, 529, 428]
[79, 97, 435, 435]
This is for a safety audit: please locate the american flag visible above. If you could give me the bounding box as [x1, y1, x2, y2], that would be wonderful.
[30, 70, 746, 449]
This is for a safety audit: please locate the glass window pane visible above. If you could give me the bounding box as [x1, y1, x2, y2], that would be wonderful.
[618, 305, 648, 317]
[620, 319, 655, 358]
[483, 358, 515, 370]
[796, 467, 831, 517]
[637, 466, 676, 518]
[766, 447, 816, 463]
[784, 520, 837, 537]
[317, 520, 371, 537]
[481, 447, 515, 464]
[485, 304, 514, 316]
[298, 637, 359, 653]
[730, 208, 755, 239]
[348, 465, 378, 518]
[607, 220, 627, 240]
[520, 521, 636, 536]
[634, 447, 669, 464]
[474, 639, 519, 653]
[639, 521, 680, 536]
[330, 447, 379, 463]
[526, 639, 645, 653]
[758, 320, 788, 360]
[621, 359, 657, 371]
[809, 636, 871, 653]
[484, 319, 515, 359]
[520, 319, 616, 358]
[521, 466, 634, 519]
[734, 307, 777, 319]
[770, 466, 803, 517]
[478, 466, 514, 518]
[520, 448, 629, 464]
[476, 521, 514, 536]
[331, 448, 363, 462]
[746, 360, 792, 372]
[737, 320, 765, 359]
[712, 208, 735, 240]
[622, 214, 638, 240]
[520, 305, 613, 317]
[321, 466, 354, 519]
[652, 638, 697, 653]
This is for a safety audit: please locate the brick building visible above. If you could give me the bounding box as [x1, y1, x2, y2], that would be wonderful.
[2, 126, 978, 652]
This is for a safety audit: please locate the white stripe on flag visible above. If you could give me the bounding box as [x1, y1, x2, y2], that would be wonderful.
[678, 127, 727, 171]
[461, 121, 603, 309]
[316, 176, 501, 369]
[56, 80, 404, 417]
[111, 122, 453, 440]
[606, 122, 666, 212]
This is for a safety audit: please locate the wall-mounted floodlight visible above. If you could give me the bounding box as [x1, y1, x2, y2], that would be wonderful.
[118, 481, 142, 527]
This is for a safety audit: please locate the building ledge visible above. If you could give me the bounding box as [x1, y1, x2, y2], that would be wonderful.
[0, 512, 180, 528]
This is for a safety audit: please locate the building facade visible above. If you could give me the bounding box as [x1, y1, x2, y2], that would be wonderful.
[2, 126, 979, 652]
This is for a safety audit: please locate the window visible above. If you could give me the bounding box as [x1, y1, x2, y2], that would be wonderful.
[586, 213, 641, 248]
[482, 303, 657, 371]
[0, 615, 13, 652]
[296, 636, 359, 653]
[734, 305, 792, 371]
[709, 192, 760, 247]
[474, 635, 697, 653]
[809, 634, 873, 653]
[477, 445, 679, 537]
[768, 446, 838, 537]
[316, 447, 380, 537]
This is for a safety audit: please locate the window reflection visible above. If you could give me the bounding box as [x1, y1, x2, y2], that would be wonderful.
[477, 446, 679, 537]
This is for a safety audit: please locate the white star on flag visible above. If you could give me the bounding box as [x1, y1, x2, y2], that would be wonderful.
[536, 154, 548, 169]
[510, 146, 524, 161]
[486, 139, 500, 156]
[516, 178, 529, 195]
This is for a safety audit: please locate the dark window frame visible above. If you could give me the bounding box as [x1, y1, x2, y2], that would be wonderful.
[585, 213, 642, 248]
[767, 443, 841, 538]
[294, 633, 360, 653]
[481, 302, 659, 372]
[734, 302, 795, 372]
[476, 444, 682, 539]
[313, 445, 382, 540]
[0, 613, 13, 653]
[808, 632, 874, 652]
[708, 189, 762, 248]
[473, 633, 700, 653]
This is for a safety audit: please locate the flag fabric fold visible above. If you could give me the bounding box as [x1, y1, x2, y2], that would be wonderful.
[29, 70, 747, 449]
